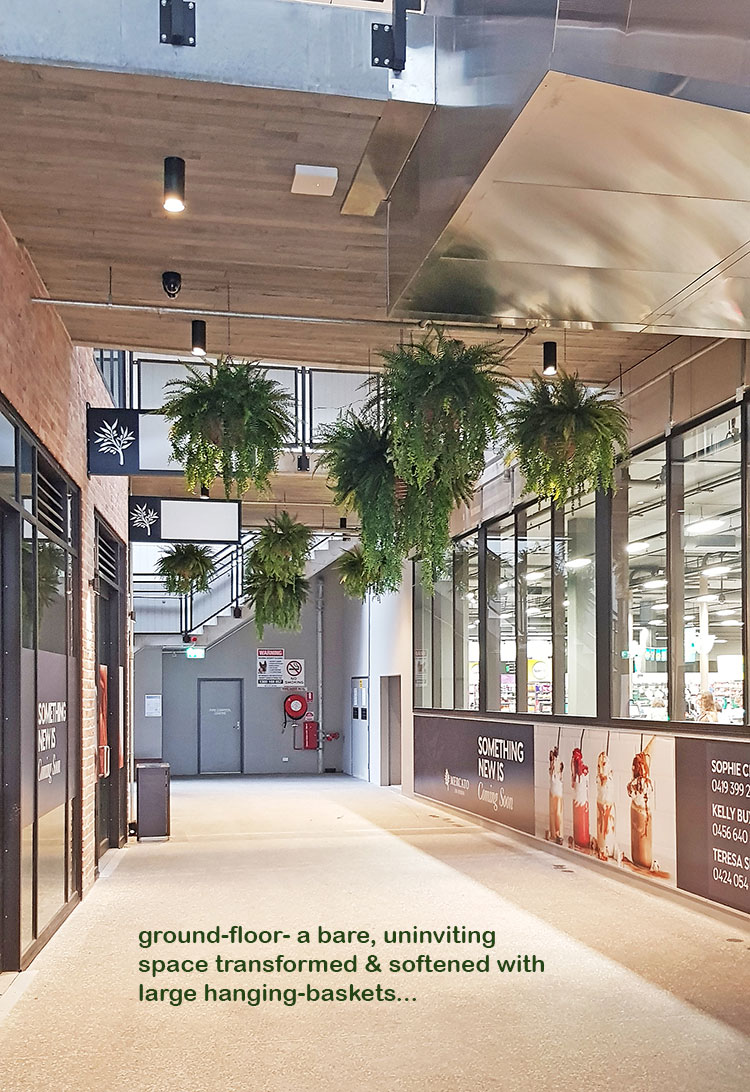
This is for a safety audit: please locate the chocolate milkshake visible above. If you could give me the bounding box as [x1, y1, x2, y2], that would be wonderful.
[571, 747, 590, 849]
[595, 751, 616, 860]
[627, 741, 654, 869]
[548, 746, 564, 844]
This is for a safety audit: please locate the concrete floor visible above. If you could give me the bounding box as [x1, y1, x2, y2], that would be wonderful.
[1, 775, 749, 1091]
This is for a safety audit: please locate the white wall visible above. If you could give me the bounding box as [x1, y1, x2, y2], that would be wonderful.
[322, 561, 414, 791]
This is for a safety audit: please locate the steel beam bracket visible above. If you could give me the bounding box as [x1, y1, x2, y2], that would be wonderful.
[371, 1, 420, 73]
[160, 0, 196, 47]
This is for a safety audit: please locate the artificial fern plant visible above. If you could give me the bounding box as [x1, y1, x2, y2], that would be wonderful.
[370, 329, 511, 491]
[316, 412, 403, 593]
[243, 511, 311, 638]
[499, 370, 629, 505]
[159, 356, 293, 497]
[337, 545, 401, 600]
[156, 543, 216, 595]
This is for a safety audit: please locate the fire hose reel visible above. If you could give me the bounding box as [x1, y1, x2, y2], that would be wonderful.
[284, 693, 308, 720]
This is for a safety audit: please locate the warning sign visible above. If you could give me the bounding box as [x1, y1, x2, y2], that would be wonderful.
[256, 650, 305, 687]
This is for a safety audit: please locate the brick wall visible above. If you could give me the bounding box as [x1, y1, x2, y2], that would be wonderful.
[0, 210, 129, 896]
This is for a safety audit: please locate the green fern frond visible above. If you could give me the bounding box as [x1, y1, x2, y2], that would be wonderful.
[159, 356, 294, 497]
[156, 544, 216, 595]
[500, 369, 629, 505]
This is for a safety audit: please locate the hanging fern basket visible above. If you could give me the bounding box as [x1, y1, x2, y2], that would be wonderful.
[242, 511, 312, 639]
[156, 544, 216, 595]
[499, 369, 630, 506]
[159, 356, 294, 498]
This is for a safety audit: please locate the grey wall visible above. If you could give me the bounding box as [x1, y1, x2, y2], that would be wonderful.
[161, 592, 335, 776]
[133, 646, 163, 760]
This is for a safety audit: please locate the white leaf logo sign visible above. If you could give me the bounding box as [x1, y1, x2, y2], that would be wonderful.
[94, 418, 135, 465]
[130, 503, 158, 536]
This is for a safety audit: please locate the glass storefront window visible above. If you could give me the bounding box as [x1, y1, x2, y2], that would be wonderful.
[0, 410, 16, 501]
[413, 400, 750, 728]
[673, 410, 743, 725]
[611, 445, 669, 720]
[562, 493, 597, 715]
[518, 506, 552, 714]
[454, 535, 479, 710]
[413, 578, 432, 708]
[487, 516, 516, 712]
[432, 568, 454, 709]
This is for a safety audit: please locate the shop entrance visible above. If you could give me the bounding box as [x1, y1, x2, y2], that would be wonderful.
[95, 521, 127, 860]
[198, 679, 243, 773]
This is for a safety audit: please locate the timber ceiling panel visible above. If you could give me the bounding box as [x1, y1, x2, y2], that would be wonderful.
[0, 60, 675, 378]
[0, 62, 387, 320]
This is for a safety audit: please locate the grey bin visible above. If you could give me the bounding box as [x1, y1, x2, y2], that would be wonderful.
[136, 762, 171, 841]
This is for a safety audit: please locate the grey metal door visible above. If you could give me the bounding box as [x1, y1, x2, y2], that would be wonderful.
[198, 679, 243, 773]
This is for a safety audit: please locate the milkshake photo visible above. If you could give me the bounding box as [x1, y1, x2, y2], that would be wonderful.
[627, 738, 655, 870]
[548, 746, 564, 844]
[595, 751, 616, 860]
[571, 746, 590, 849]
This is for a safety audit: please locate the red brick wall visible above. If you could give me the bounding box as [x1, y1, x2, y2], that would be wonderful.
[0, 211, 129, 896]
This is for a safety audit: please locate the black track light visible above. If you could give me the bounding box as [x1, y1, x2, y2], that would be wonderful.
[191, 319, 207, 357]
[163, 156, 186, 213]
[542, 341, 558, 377]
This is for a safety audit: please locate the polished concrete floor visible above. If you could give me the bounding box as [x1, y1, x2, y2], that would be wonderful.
[1, 775, 749, 1091]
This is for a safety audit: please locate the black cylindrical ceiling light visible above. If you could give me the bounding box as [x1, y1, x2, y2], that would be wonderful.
[191, 319, 207, 357]
[542, 340, 558, 377]
[163, 156, 186, 212]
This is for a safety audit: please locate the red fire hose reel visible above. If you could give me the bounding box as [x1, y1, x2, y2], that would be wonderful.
[284, 693, 308, 720]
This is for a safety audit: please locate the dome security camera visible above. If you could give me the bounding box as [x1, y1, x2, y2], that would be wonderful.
[162, 271, 182, 298]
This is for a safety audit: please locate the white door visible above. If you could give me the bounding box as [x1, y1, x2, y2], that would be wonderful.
[350, 677, 369, 781]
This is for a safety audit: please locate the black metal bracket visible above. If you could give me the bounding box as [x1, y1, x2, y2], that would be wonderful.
[371, 0, 420, 73]
[160, 0, 196, 47]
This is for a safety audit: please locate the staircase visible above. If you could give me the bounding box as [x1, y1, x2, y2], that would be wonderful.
[133, 531, 351, 651]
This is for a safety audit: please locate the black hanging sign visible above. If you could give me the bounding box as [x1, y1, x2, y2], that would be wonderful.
[128, 497, 163, 542]
[128, 496, 241, 544]
[88, 409, 141, 475]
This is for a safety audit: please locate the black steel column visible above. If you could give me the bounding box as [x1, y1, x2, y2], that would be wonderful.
[595, 491, 613, 721]
[515, 508, 528, 712]
[668, 432, 685, 721]
[742, 397, 750, 724]
[478, 522, 488, 713]
[551, 504, 565, 715]
[1, 507, 22, 969]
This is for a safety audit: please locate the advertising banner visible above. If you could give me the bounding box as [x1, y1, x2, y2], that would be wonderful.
[36, 650, 68, 818]
[414, 715, 535, 834]
[534, 724, 676, 887]
[675, 737, 750, 914]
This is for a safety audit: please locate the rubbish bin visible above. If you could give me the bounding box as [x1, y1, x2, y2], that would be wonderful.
[136, 762, 170, 841]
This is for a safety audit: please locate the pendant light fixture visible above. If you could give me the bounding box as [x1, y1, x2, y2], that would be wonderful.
[191, 319, 207, 356]
[163, 156, 186, 212]
[542, 341, 557, 377]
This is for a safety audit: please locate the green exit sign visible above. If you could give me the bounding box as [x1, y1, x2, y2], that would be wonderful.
[185, 646, 206, 659]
